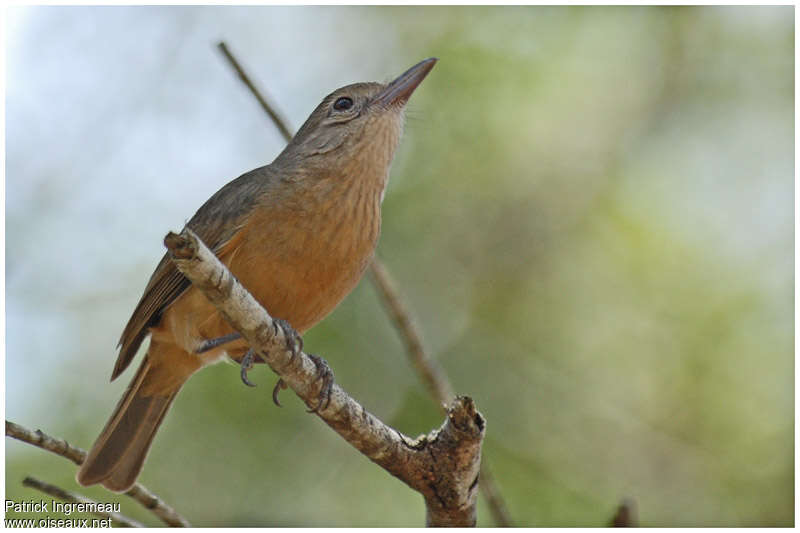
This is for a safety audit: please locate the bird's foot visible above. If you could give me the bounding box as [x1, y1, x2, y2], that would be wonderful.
[270, 353, 333, 412]
[240, 348, 263, 387]
[270, 318, 302, 407]
[274, 318, 303, 357]
[306, 353, 334, 413]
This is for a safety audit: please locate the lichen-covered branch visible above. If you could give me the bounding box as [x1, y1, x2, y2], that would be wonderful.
[5, 421, 190, 527]
[164, 228, 485, 526]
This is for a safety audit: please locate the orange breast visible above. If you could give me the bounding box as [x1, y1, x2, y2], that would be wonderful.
[228, 190, 380, 333]
[152, 172, 382, 363]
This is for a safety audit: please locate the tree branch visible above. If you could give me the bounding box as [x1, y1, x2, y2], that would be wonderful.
[164, 228, 484, 526]
[215, 41, 513, 526]
[22, 477, 145, 528]
[5, 421, 191, 527]
[217, 42, 294, 143]
[367, 260, 454, 405]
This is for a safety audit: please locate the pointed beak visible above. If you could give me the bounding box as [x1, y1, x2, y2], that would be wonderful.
[375, 57, 438, 107]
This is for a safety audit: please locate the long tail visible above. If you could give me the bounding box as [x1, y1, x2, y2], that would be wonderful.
[76, 355, 185, 493]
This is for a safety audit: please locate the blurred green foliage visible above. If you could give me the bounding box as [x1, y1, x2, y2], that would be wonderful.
[6, 5, 793, 526]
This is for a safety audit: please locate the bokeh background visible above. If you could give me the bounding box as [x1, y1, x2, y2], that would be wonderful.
[5, 5, 793, 527]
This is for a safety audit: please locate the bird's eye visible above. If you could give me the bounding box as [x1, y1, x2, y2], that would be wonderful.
[333, 97, 354, 111]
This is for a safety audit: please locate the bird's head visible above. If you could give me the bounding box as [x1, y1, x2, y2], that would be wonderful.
[278, 58, 437, 183]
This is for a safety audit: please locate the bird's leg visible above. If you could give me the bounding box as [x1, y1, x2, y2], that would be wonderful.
[194, 331, 261, 387]
[196, 332, 242, 353]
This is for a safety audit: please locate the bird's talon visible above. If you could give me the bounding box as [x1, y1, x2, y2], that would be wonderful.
[241, 368, 256, 387]
[274, 318, 303, 357]
[240, 349, 261, 387]
[272, 378, 287, 407]
[306, 353, 334, 413]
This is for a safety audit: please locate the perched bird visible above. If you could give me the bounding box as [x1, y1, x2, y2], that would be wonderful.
[77, 57, 437, 492]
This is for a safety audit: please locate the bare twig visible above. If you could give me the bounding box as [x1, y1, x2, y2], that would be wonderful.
[368, 259, 454, 406]
[164, 228, 484, 526]
[6, 421, 86, 464]
[610, 498, 638, 527]
[217, 42, 294, 143]
[472, 456, 513, 527]
[5, 421, 191, 527]
[21, 477, 145, 528]
[215, 39, 513, 527]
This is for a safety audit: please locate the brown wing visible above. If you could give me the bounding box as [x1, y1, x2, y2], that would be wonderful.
[111, 165, 278, 380]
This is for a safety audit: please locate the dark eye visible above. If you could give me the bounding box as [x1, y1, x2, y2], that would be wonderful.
[333, 97, 354, 111]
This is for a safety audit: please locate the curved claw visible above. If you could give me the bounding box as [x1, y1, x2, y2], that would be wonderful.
[241, 365, 257, 387]
[272, 378, 287, 407]
[240, 349, 259, 387]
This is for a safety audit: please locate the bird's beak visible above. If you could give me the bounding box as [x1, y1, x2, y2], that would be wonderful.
[375, 57, 438, 107]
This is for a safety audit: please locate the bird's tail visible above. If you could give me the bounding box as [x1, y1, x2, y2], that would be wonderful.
[76, 354, 185, 493]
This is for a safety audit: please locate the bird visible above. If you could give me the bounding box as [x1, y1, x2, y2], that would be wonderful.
[76, 57, 437, 493]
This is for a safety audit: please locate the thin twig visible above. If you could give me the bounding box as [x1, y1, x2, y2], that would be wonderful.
[21, 477, 145, 528]
[215, 39, 514, 527]
[217, 42, 294, 143]
[472, 456, 514, 527]
[368, 259, 454, 406]
[5, 420, 191, 527]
